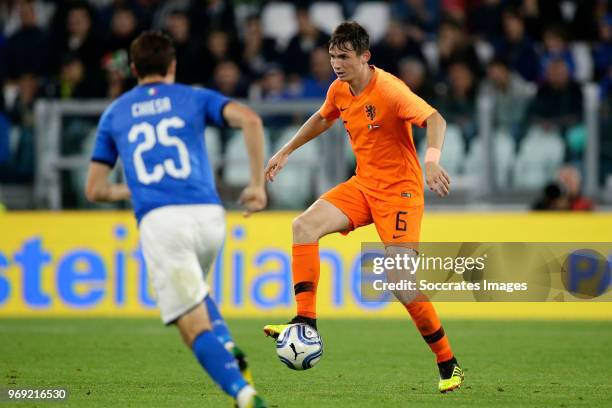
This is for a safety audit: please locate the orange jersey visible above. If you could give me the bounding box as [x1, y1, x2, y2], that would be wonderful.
[319, 66, 436, 206]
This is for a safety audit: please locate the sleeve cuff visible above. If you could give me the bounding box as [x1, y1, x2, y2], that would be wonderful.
[219, 99, 232, 127]
[91, 158, 116, 167]
[415, 108, 437, 128]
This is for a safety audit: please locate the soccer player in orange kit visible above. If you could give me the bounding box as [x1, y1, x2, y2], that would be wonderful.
[263, 22, 463, 392]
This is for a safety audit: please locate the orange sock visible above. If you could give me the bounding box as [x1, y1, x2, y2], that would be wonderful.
[404, 295, 454, 363]
[292, 243, 320, 319]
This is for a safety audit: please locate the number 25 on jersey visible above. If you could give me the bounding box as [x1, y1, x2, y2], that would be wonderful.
[128, 116, 191, 184]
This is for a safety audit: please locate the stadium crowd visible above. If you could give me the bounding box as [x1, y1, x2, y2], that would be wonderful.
[0, 0, 610, 206]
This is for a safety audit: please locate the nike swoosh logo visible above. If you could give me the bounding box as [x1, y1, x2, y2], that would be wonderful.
[392, 234, 406, 239]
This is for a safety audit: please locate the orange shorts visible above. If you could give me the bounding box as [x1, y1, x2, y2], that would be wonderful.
[320, 178, 423, 244]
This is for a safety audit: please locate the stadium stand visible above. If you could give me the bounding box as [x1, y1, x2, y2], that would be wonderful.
[0, 0, 609, 210]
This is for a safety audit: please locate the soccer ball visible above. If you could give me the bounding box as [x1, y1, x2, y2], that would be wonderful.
[276, 324, 323, 370]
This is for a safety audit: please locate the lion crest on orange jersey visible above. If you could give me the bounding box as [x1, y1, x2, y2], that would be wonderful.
[365, 104, 376, 121]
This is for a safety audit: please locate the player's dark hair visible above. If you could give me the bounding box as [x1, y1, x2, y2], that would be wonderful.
[130, 31, 176, 78]
[329, 21, 369, 55]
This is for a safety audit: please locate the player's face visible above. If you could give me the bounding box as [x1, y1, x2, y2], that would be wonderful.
[329, 44, 370, 82]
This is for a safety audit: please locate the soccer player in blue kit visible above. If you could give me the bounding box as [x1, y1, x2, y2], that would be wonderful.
[85, 31, 268, 408]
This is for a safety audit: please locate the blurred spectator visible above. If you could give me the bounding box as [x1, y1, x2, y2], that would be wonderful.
[1, 73, 39, 182]
[531, 182, 568, 210]
[300, 47, 334, 99]
[209, 60, 247, 98]
[540, 25, 576, 80]
[479, 56, 533, 138]
[49, 1, 104, 74]
[0, 80, 5, 111]
[436, 60, 478, 143]
[516, 0, 564, 41]
[47, 0, 71, 43]
[571, 0, 605, 42]
[163, 10, 202, 84]
[436, 18, 483, 81]
[256, 64, 291, 101]
[46, 54, 105, 160]
[151, 0, 189, 31]
[283, 5, 330, 79]
[101, 49, 134, 98]
[2, 0, 53, 35]
[104, 6, 140, 54]
[98, 0, 158, 33]
[10, 73, 40, 122]
[371, 19, 425, 76]
[48, 54, 105, 99]
[602, 53, 612, 97]
[532, 166, 595, 211]
[1, 0, 17, 37]
[189, 0, 237, 39]
[495, 7, 541, 82]
[441, 0, 467, 23]
[241, 14, 281, 80]
[398, 57, 435, 101]
[392, 0, 440, 41]
[252, 64, 295, 131]
[527, 58, 583, 138]
[599, 64, 612, 184]
[593, 15, 612, 80]
[0, 79, 10, 166]
[558, 165, 595, 210]
[208, 57, 247, 154]
[0, 32, 6, 81]
[5, 0, 48, 79]
[467, 0, 504, 40]
[398, 57, 435, 146]
[201, 29, 241, 82]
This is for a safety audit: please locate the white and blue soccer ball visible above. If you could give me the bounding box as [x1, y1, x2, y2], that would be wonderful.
[276, 324, 323, 370]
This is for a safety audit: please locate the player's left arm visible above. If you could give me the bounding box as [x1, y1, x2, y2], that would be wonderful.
[85, 162, 131, 202]
[424, 111, 451, 197]
[393, 84, 451, 197]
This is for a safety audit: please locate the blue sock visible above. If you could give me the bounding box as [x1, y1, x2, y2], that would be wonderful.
[192, 330, 247, 397]
[205, 295, 234, 347]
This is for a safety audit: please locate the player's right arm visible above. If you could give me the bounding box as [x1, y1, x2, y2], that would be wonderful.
[222, 101, 267, 216]
[265, 111, 335, 182]
[86, 108, 131, 203]
[86, 162, 131, 202]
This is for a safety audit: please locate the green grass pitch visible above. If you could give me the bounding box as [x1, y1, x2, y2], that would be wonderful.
[1, 318, 611, 407]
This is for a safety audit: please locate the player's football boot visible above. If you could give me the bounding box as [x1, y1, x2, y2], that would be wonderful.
[230, 345, 259, 408]
[244, 394, 267, 408]
[263, 316, 317, 339]
[437, 357, 464, 393]
[232, 345, 254, 385]
[233, 393, 267, 408]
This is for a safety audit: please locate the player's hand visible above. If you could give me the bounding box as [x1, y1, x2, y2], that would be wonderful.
[239, 185, 267, 217]
[264, 150, 289, 182]
[425, 162, 450, 197]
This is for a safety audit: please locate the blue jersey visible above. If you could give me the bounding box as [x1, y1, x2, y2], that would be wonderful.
[91, 83, 229, 222]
